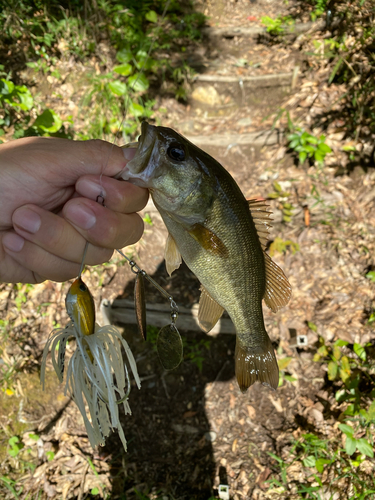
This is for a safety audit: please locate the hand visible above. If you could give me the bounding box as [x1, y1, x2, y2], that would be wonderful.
[0, 137, 148, 283]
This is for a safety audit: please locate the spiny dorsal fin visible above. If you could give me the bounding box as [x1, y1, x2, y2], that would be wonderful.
[247, 199, 292, 310]
[247, 198, 273, 251]
[263, 252, 292, 312]
[198, 285, 225, 333]
[164, 233, 182, 276]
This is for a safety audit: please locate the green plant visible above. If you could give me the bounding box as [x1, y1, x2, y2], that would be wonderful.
[311, 0, 329, 21]
[269, 237, 300, 256]
[0, 476, 23, 499]
[143, 213, 153, 226]
[288, 128, 332, 165]
[183, 337, 211, 372]
[278, 356, 297, 386]
[314, 338, 375, 416]
[0, 75, 71, 140]
[261, 15, 294, 36]
[268, 181, 294, 222]
[7, 436, 24, 458]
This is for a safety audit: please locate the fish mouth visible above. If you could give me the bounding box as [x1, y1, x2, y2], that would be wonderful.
[126, 121, 156, 175]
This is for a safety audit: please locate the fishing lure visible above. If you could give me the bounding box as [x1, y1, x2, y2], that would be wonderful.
[41, 240, 183, 451]
[40, 273, 140, 451]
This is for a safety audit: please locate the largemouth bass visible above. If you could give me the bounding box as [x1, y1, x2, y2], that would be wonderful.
[120, 122, 291, 391]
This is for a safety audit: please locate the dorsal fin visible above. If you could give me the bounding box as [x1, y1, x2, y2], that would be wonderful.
[198, 285, 225, 333]
[263, 252, 292, 312]
[164, 233, 182, 276]
[247, 198, 273, 251]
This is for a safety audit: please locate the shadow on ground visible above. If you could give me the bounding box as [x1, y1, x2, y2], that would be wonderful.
[103, 262, 237, 499]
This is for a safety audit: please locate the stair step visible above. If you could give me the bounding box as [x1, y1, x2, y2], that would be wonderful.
[202, 20, 325, 39]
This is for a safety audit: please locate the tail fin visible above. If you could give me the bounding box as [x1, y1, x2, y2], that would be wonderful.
[235, 337, 279, 392]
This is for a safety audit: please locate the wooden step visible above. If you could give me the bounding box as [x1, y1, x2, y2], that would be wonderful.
[101, 299, 236, 335]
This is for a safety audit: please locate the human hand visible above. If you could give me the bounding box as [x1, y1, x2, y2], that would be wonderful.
[0, 137, 148, 283]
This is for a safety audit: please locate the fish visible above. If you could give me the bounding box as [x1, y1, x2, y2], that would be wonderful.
[120, 121, 291, 391]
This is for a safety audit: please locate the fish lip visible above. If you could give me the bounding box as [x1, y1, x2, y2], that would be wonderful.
[126, 121, 156, 175]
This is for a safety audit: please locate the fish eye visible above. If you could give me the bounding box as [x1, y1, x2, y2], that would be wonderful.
[79, 284, 87, 292]
[167, 143, 186, 162]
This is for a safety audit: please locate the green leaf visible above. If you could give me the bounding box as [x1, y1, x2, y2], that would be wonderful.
[318, 142, 332, 153]
[306, 136, 318, 144]
[0, 79, 15, 95]
[367, 400, 375, 421]
[314, 150, 324, 162]
[128, 73, 149, 92]
[356, 439, 374, 458]
[329, 57, 343, 84]
[345, 436, 357, 455]
[33, 109, 62, 133]
[8, 437, 19, 447]
[303, 455, 316, 467]
[335, 388, 347, 402]
[108, 80, 127, 96]
[353, 343, 366, 361]
[335, 339, 349, 347]
[339, 423, 354, 436]
[307, 321, 317, 332]
[28, 433, 40, 441]
[17, 90, 33, 111]
[113, 64, 133, 76]
[145, 10, 158, 23]
[366, 271, 375, 282]
[304, 145, 316, 154]
[116, 48, 133, 63]
[333, 345, 341, 360]
[299, 151, 307, 164]
[128, 101, 145, 117]
[327, 361, 338, 380]
[46, 451, 55, 461]
[278, 357, 292, 371]
[91, 487, 99, 495]
[317, 345, 328, 356]
[340, 356, 351, 382]
[315, 458, 330, 473]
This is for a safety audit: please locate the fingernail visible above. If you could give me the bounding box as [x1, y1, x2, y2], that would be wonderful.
[122, 147, 137, 161]
[3, 233, 25, 252]
[13, 207, 41, 233]
[77, 178, 106, 200]
[65, 203, 96, 230]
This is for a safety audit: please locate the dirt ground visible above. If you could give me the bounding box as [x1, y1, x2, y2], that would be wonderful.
[1, 0, 375, 499]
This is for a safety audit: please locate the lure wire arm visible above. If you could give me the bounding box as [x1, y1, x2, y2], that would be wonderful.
[116, 249, 179, 322]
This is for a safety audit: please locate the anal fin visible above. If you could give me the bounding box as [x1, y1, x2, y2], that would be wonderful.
[235, 337, 279, 392]
[198, 286, 225, 333]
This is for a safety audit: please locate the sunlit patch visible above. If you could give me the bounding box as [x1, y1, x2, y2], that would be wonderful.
[40, 320, 140, 451]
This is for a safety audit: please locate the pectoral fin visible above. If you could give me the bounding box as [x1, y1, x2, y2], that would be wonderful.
[189, 223, 229, 258]
[198, 285, 225, 333]
[164, 233, 182, 276]
[263, 252, 292, 312]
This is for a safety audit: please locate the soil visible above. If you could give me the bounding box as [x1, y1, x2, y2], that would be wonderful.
[1, 0, 375, 499]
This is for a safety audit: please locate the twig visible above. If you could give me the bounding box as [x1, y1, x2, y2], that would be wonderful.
[77, 461, 90, 500]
